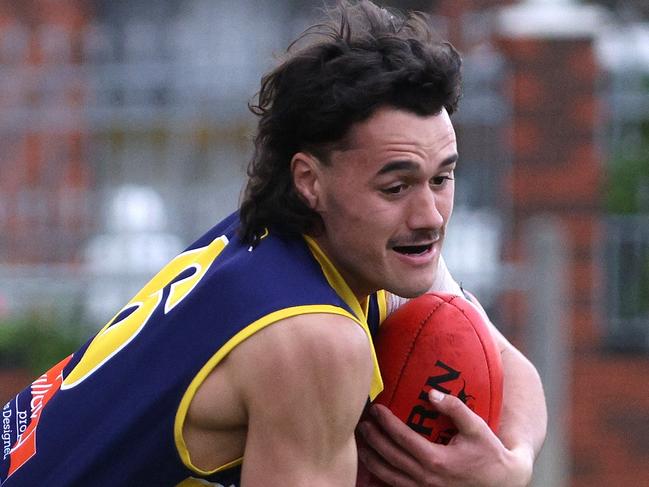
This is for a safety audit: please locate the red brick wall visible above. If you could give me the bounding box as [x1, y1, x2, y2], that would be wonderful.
[425, 3, 649, 482]
[571, 354, 649, 485]
[494, 27, 649, 487]
[0, 0, 91, 264]
[497, 34, 603, 344]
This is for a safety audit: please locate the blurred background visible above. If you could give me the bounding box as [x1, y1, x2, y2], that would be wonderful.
[0, 0, 648, 485]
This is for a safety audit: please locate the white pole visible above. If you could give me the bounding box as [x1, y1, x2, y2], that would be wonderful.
[524, 216, 571, 487]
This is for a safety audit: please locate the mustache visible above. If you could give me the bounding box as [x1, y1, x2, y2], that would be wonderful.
[387, 229, 441, 247]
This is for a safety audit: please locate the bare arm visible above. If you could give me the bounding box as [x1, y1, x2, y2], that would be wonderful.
[228, 313, 374, 486]
[474, 298, 547, 481]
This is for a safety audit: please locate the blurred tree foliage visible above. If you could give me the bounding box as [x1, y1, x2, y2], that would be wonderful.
[0, 316, 84, 375]
[606, 117, 649, 214]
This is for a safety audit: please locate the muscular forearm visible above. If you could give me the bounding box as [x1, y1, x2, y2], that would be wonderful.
[467, 291, 548, 484]
[499, 344, 547, 470]
[466, 291, 547, 464]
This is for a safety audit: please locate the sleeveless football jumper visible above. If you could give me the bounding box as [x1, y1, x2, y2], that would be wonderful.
[1, 213, 385, 486]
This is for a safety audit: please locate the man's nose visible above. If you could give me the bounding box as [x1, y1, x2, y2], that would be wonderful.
[407, 187, 444, 230]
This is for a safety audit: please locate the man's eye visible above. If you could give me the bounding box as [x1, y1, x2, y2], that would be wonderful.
[382, 184, 408, 195]
[431, 175, 454, 186]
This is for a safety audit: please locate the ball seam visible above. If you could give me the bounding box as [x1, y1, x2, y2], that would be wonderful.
[448, 295, 499, 427]
[386, 298, 447, 408]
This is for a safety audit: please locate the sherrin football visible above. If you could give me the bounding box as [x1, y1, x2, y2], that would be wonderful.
[373, 292, 503, 444]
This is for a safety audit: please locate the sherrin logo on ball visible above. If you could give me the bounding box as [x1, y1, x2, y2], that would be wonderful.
[373, 292, 504, 444]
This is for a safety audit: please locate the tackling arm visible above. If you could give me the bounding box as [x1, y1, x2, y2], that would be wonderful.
[359, 260, 547, 486]
[467, 293, 547, 483]
[229, 313, 374, 486]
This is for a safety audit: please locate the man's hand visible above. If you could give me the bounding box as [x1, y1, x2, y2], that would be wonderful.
[356, 389, 534, 487]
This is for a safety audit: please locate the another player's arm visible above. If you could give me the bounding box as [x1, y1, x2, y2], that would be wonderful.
[360, 258, 547, 486]
[465, 293, 547, 483]
[228, 313, 374, 486]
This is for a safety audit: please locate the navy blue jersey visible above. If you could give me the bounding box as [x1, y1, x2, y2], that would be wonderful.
[1, 213, 385, 486]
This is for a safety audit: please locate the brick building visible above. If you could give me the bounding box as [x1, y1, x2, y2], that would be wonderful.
[431, 0, 649, 485]
[0, 0, 93, 264]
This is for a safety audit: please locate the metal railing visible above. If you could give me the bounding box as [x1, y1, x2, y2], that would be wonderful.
[601, 214, 649, 350]
[600, 65, 649, 350]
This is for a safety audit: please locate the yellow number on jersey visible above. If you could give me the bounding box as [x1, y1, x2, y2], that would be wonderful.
[62, 235, 229, 389]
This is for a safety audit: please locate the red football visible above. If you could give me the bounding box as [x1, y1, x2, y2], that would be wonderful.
[373, 292, 503, 444]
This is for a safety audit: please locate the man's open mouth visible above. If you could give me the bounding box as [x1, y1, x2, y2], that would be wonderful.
[392, 244, 433, 255]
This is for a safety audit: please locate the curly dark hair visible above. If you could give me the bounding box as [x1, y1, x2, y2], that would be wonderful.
[238, 0, 462, 244]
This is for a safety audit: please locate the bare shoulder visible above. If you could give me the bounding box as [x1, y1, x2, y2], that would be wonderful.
[227, 313, 374, 439]
[187, 313, 372, 429]
[183, 313, 374, 473]
[234, 312, 372, 364]
[229, 313, 373, 403]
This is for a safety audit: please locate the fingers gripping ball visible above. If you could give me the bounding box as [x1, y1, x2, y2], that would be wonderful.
[374, 292, 503, 444]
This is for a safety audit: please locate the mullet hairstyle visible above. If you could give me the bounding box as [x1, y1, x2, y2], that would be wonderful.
[239, 0, 462, 244]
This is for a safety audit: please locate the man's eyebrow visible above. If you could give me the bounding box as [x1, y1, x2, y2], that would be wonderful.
[376, 154, 458, 175]
[376, 160, 419, 175]
[440, 153, 459, 168]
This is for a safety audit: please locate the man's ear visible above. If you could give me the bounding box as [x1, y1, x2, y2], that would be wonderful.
[291, 152, 321, 210]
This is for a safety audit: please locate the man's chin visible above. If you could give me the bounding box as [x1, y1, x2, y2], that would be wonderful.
[395, 289, 430, 299]
[385, 281, 434, 299]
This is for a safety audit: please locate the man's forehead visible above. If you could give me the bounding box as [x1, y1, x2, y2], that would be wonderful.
[342, 107, 455, 149]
